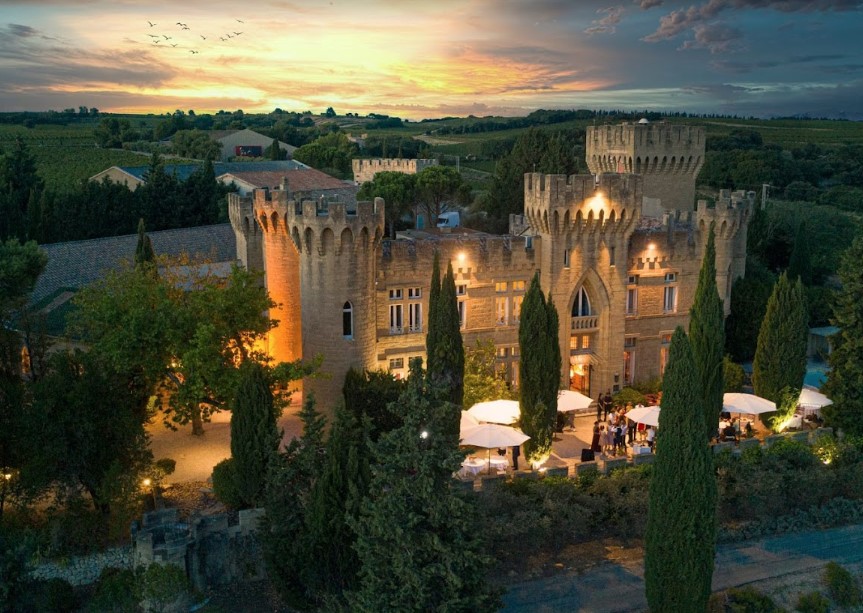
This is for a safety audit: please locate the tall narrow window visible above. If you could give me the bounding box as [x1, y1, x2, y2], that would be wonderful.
[663, 286, 677, 313]
[512, 295, 524, 323]
[389, 304, 403, 334]
[342, 301, 353, 339]
[409, 302, 422, 333]
[563, 249, 571, 268]
[623, 337, 636, 384]
[458, 299, 467, 329]
[626, 274, 638, 316]
[495, 296, 508, 326]
[659, 333, 672, 376]
[572, 287, 591, 317]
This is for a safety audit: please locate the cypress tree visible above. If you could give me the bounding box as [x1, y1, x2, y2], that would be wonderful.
[689, 224, 725, 437]
[518, 273, 559, 467]
[437, 260, 465, 407]
[787, 220, 813, 286]
[230, 361, 279, 507]
[348, 362, 500, 612]
[134, 218, 156, 273]
[822, 236, 863, 436]
[644, 327, 716, 613]
[302, 403, 370, 602]
[752, 272, 808, 430]
[425, 250, 442, 371]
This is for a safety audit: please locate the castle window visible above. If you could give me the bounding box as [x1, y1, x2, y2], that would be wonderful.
[664, 272, 677, 283]
[626, 287, 638, 316]
[495, 282, 507, 293]
[563, 249, 571, 268]
[458, 299, 467, 329]
[408, 287, 422, 299]
[513, 280, 526, 292]
[495, 297, 509, 325]
[342, 302, 353, 339]
[512, 295, 523, 323]
[389, 288, 402, 300]
[610, 246, 616, 267]
[659, 333, 672, 375]
[663, 286, 677, 313]
[389, 304, 404, 334]
[409, 302, 422, 333]
[628, 275, 639, 285]
[572, 287, 592, 317]
[623, 337, 636, 385]
[457, 283, 468, 296]
[388, 357, 404, 377]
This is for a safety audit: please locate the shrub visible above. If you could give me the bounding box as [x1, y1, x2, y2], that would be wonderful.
[612, 387, 646, 408]
[85, 567, 138, 612]
[823, 561, 861, 607]
[138, 563, 189, 613]
[211, 458, 243, 509]
[765, 439, 819, 470]
[19, 578, 78, 612]
[795, 591, 830, 613]
[724, 586, 782, 612]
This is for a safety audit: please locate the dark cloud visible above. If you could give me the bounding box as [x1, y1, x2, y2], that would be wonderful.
[7, 23, 37, 37]
[644, 0, 862, 45]
[711, 53, 846, 72]
[584, 5, 625, 34]
[634, 0, 663, 8]
[680, 23, 742, 53]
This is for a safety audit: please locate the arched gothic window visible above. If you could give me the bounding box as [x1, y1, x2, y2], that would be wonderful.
[571, 287, 592, 317]
[342, 301, 353, 339]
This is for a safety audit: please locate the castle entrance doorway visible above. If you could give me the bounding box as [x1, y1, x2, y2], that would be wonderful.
[569, 355, 591, 398]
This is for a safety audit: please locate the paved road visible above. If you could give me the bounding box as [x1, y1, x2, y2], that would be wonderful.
[501, 523, 863, 612]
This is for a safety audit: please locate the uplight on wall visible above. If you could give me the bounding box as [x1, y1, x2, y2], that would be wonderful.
[457, 252, 466, 264]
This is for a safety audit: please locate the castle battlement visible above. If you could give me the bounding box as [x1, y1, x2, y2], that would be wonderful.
[252, 187, 385, 233]
[587, 123, 704, 150]
[381, 234, 538, 269]
[695, 189, 754, 241]
[523, 173, 642, 236]
[352, 158, 438, 184]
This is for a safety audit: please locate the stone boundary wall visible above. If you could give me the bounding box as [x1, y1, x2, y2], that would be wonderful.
[29, 546, 133, 587]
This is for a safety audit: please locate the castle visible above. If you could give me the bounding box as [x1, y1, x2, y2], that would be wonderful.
[229, 122, 753, 413]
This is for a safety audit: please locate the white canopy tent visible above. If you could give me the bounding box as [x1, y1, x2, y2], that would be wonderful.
[626, 405, 661, 427]
[467, 399, 520, 425]
[798, 388, 832, 411]
[723, 393, 776, 415]
[557, 390, 593, 412]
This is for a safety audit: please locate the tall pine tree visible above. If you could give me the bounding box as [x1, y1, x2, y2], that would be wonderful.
[787, 220, 813, 286]
[752, 272, 808, 430]
[134, 218, 156, 273]
[230, 361, 279, 507]
[689, 224, 725, 437]
[518, 273, 560, 467]
[348, 362, 500, 612]
[645, 327, 716, 613]
[426, 250, 442, 368]
[822, 236, 863, 436]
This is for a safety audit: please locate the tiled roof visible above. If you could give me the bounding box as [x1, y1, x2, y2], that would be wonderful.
[31, 224, 236, 304]
[219, 167, 351, 192]
[111, 160, 309, 183]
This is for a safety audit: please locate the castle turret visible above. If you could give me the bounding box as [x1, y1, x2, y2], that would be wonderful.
[586, 123, 705, 212]
[254, 188, 385, 412]
[228, 193, 264, 272]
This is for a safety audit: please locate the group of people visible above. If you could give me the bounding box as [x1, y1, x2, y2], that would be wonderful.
[718, 414, 753, 442]
[589, 397, 656, 457]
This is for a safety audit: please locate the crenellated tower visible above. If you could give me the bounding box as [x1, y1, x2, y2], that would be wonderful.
[228, 193, 264, 273]
[696, 189, 755, 315]
[523, 172, 643, 395]
[586, 123, 705, 212]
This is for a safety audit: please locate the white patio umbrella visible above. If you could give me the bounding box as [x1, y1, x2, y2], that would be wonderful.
[723, 393, 776, 415]
[557, 390, 594, 412]
[798, 388, 833, 410]
[459, 411, 480, 439]
[467, 399, 520, 425]
[460, 423, 530, 448]
[626, 405, 661, 427]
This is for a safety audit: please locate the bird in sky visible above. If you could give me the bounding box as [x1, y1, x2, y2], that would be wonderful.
[200, 35, 207, 40]
[219, 36, 227, 41]
[148, 34, 159, 38]
[182, 26, 190, 30]
[236, 19, 244, 23]
[190, 50, 199, 54]
[176, 22, 186, 26]
[171, 43, 178, 47]
[148, 21, 157, 27]
[163, 35, 171, 40]
[226, 33, 233, 38]
[233, 31, 242, 35]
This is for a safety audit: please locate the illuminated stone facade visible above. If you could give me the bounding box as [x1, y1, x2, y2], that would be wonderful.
[231, 124, 752, 413]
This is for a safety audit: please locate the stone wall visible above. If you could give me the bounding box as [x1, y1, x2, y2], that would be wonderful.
[29, 547, 133, 587]
[352, 158, 437, 184]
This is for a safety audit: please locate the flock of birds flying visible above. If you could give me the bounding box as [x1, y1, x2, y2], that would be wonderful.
[145, 18, 246, 55]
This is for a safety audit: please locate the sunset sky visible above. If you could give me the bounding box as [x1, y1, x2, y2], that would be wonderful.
[1, 0, 861, 119]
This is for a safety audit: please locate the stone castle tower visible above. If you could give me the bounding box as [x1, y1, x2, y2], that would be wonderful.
[229, 191, 385, 409]
[586, 122, 705, 213]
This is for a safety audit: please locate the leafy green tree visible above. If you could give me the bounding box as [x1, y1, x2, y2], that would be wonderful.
[302, 403, 370, 603]
[134, 218, 156, 273]
[415, 165, 468, 225]
[752, 272, 808, 430]
[230, 362, 280, 507]
[262, 394, 326, 609]
[356, 171, 416, 238]
[689, 225, 725, 436]
[137, 152, 182, 230]
[723, 356, 745, 393]
[644, 327, 716, 613]
[342, 367, 405, 440]
[823, 236, 863, 436]
[787, 220, 813, 286]
[518, 273, 560, 467]
[347, 363, 500, 611]
[293, 133, 357, 179]
[23, 350, 153, 517]
[463, 338, 513, 409]
[171, 130, 222, 160]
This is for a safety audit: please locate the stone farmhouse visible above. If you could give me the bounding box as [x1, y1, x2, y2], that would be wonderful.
[230, 122, 755, 414]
